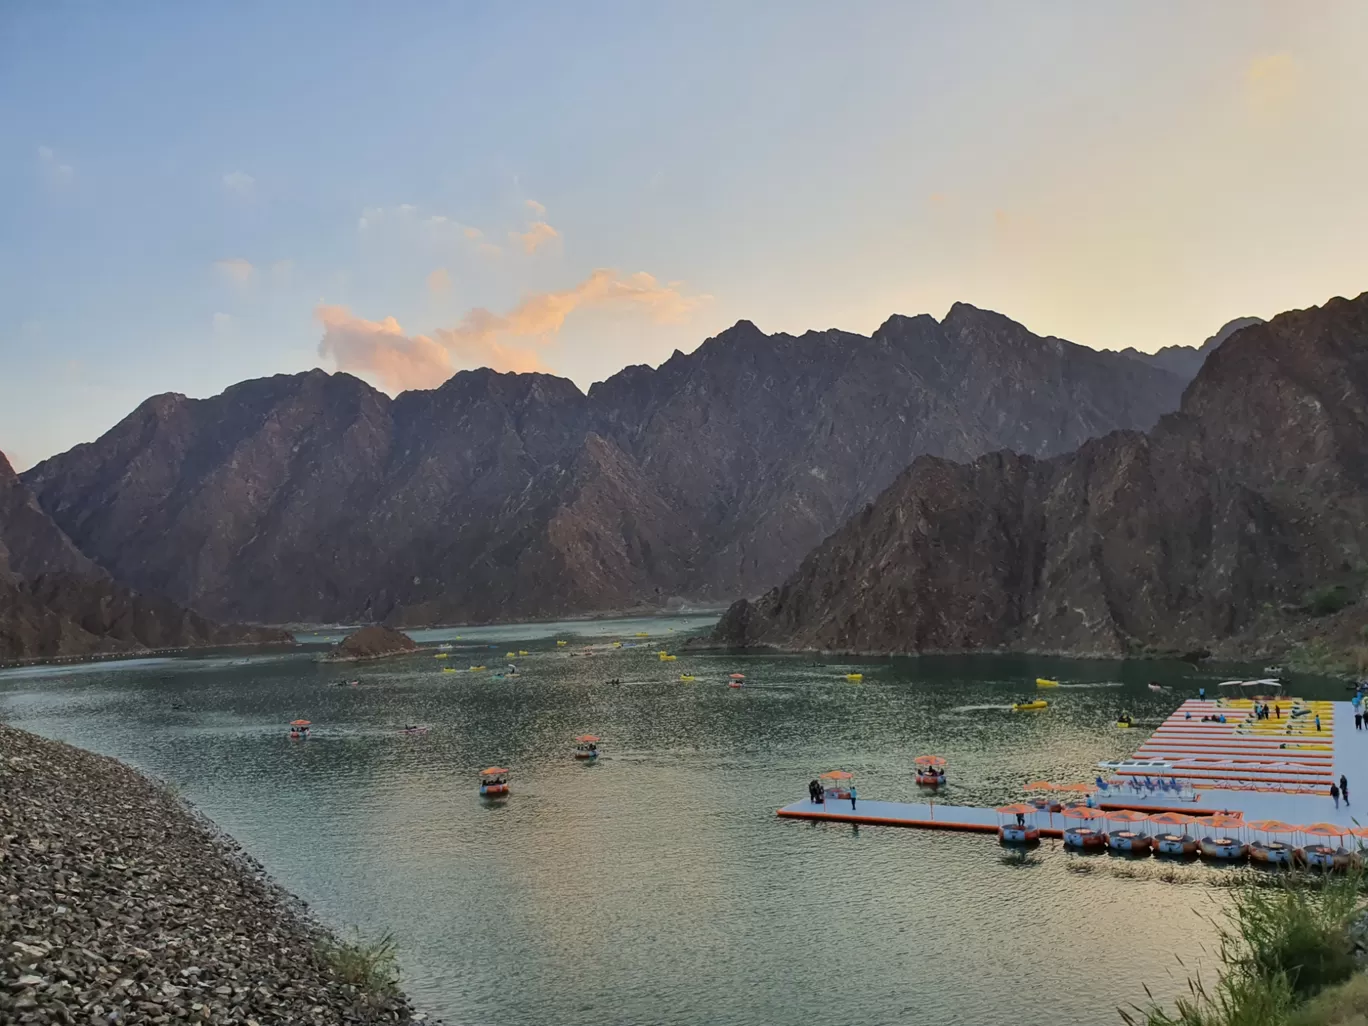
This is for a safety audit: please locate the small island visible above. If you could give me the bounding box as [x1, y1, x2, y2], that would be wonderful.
[325, 625, 418, 662]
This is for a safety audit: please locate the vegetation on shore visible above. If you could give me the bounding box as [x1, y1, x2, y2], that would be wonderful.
[1122, 871, 1367, 1026]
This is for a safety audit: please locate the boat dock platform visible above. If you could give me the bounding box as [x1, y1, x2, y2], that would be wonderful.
[779, 697, 1363, 835]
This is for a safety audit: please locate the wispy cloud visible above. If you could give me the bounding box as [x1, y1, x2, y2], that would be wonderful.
[512, 221, 560, 255]
[526, 198, 546, 216]
[212, 312, 233, 335]
[222, 171, 255, 196]
[316, 268, 708, 391]
[37, 145, 74, 186]
[426, 267, 452, 297]
[213, 258, 255, 285]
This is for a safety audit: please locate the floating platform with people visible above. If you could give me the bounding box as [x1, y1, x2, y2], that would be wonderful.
[777, 695, 1367, 866]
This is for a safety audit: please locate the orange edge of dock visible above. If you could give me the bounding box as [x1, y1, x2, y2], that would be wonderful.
[776, 808, 1068, 836]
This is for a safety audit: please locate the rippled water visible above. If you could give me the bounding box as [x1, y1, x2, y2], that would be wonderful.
[0, 616, 1344, 1025]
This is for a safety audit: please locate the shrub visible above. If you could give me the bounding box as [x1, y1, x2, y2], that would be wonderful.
[1305, 585, 1355, 617]
[320, 928, 400, 995]
[1122, 872, 1362, 1026]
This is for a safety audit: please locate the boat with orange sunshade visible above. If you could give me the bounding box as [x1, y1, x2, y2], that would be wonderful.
[996, 804, 1040, 844]
[1060, 805, 1106, 849]
[914, 754, 947, 787]
[573, 734, 600, 760]
[479, 767, 511, 798]
[1150, 812, 1199, 856]
[289, 719, 312, 739]
[818, 770, 853, 801]
[1104, 809, 1153, 852]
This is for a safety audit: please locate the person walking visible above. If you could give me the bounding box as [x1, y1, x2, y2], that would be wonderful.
[1342, 775, 1350, 806]
[849, 784, 857, 811]
[1355, 712, 1361, 731]
[1331, 783, 1341, 809]
[1316, 714, 1322, 732]
[1275, 704, 1281, 719]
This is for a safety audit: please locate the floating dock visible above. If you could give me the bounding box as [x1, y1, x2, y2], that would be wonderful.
[779, 697, 1362, 834]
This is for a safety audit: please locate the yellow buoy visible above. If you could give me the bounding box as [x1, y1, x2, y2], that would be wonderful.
[506, 652, 517, 658]
[469, 665, 486, 671]
[442, 667, 457, 673]
[556, 640, 567, 647]
[518, 650, 529, 656]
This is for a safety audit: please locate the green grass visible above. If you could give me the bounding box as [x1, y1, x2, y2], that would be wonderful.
[319, 928, 400, 996]
[1121, 872, 1363, 1026]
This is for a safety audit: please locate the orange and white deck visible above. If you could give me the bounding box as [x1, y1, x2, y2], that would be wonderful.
[778, 697, 1363, 833]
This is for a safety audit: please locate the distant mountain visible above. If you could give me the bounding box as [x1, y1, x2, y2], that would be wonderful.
[715, 294, 1368, 658]
[1119, 316, 1265, 379]
[0, 452, 289, 661]
[23, 303, 1194, 626]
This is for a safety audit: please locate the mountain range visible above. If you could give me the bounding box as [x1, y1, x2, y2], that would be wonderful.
[19, 303, 1207, 634]
[715, 294, 1368, 658]
[0, 452, 288, 660]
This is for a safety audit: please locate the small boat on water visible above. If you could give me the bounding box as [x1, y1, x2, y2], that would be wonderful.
[1249, 840, 1295, 865]
[729, 673, 745, 688]
[1012, 699, 1049, 713]
[996, 804, 1040, 844]
[479, 767, 511, 799]
[1063, 827, 1105, 850]
[437, 643, 453, 651]
[845, 673, 864, 682]
[1035, 678, 1059, 688]
[573, 734, 600, 760]
[1147, 682, 1165, 692]
[914, 755, 947, 787]
[434, 652, 449, 659]
[659, 653, 677, 661]
[680, 674, 696, 681]
[469, 665, 487, 671]
[1156, 833, 1199, 856]
[1199, 836, 1248, 861]
[288, 718, 312, 739]
[556, 640, 568, 647]
[401, 725, 429, 736]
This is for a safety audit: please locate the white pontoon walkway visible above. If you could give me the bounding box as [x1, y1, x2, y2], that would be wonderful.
[778, 698, 1368, 834]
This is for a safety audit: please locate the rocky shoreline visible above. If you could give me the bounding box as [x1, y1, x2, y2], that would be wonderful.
[0, 724, 423, 1025]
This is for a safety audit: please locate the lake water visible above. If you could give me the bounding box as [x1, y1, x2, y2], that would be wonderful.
[0, 615, 1342, 1025]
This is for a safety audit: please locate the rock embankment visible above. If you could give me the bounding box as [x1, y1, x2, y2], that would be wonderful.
[325, 626, 417, 662]
[0, 724, 418, 1025]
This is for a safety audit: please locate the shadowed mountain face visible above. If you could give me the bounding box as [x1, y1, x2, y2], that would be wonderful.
[0, 453, 289, 660]
[24, 304, 1192, 626]
[715, 293, 1368, 657]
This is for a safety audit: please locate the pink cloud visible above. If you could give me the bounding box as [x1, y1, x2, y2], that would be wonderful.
[315, 306, 454, 392]
[511, 220, 560, 254]
[315, 269, 707, 391]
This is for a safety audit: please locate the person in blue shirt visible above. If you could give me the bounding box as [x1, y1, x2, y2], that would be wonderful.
[849, 785, 857, 811]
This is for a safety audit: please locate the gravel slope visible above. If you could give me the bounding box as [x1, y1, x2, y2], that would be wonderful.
[0, 724, 419, 1025]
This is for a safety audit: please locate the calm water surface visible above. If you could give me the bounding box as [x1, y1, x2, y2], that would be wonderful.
[0, 616, 1344, 1025]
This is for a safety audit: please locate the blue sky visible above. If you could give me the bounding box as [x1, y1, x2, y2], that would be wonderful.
[3, 2, 1367, 467]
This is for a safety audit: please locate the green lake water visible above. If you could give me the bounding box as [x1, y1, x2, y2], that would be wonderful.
[0, 615, 1344, 1025]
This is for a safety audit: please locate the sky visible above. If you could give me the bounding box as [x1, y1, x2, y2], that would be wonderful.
[3, 2, 1368, 469]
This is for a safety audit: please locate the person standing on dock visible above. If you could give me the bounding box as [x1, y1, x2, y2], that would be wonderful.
[1341, 776, 1350, 806]
[1357, 711, 1363, 731]
[1316, 713, 1323, 732]
[849, 784, 857, 811]
[1331, 783, 1341, 809]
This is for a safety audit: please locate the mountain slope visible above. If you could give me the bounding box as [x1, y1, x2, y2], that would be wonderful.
[0, 452, 289, 660]
[24, 304, 1194, 626]
[714, 293, 1368, 657]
